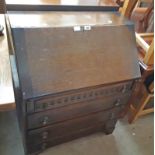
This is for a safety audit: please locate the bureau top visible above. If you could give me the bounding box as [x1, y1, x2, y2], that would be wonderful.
[8, 12, 141, 99]
[8, 12, 131, 28]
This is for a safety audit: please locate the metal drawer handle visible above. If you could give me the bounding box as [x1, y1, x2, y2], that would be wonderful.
[122, 85, 127, 93]
[42, 116, 49, 125]
[115, 99, 121, 106]
[42, 131, 48, 140]
[41, 143, 47, 150]
[110, 113, 115, 120]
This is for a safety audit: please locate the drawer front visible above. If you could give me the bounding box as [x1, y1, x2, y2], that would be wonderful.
[27, 93, 130, 129]
[26, 81, 133, 113]
[27, 108, 120, 147]
[27, 119, 117, 154]
[27, 124, 105, 155]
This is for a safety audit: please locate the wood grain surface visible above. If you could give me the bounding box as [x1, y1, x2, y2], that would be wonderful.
[6, 0, 118, 6]
[7, 11, 141, 155]
[9, 12, 140, 99]
[0, 15, 15, 111]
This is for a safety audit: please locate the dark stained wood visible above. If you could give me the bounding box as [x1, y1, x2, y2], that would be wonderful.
[28, 93, 130, 129]
[27, 124, 105, 154]
[27, 80, 133, 113]
[7, 11, 141, 155]
[27, 108, 120, 146]
[27, 118, 118, 154]
[9, 12, 140, 99]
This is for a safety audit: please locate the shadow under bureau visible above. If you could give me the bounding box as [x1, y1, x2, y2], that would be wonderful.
[7, 11, 141, 155]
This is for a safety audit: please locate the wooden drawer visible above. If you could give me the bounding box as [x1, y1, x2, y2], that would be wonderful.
[27, 124, 105, 155]
[26, 81, 133, 114]
[27, 108, 119, 150]
[27, 93, 130, 129]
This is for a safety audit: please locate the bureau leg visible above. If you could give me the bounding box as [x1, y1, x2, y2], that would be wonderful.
[104, 126, 115, 135]
[104, 119, 117, 135]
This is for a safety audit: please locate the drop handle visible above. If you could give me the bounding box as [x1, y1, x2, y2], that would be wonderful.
[42, 131, 48, 140]
[110, 113, 115, 120]
[42, 116, 49, 125]
[121, 85, 127, 93]
[41, 143, 47, 150]
[114, 99, 121, 106]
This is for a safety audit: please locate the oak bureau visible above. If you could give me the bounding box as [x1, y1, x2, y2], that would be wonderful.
[7, 11, 141, 154]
